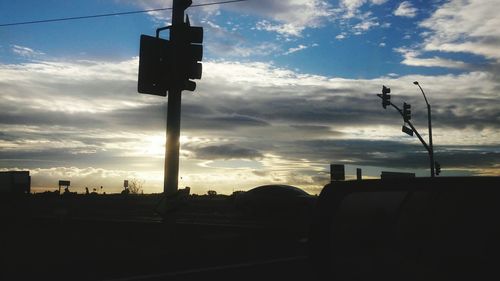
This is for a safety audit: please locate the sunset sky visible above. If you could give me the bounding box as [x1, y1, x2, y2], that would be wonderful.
[1, 0, 499, 194]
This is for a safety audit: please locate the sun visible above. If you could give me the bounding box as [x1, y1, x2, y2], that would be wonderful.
[141, 134, 165, 158]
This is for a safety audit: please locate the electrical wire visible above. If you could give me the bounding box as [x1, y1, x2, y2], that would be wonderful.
[0, 0, 248, 27]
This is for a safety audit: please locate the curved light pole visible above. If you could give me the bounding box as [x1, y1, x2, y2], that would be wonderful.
[413, 81, 435, 177]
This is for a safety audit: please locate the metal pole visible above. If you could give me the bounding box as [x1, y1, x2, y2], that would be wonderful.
[427, 103, 435, 177]
[414, 82, 434, 177]
[164, 0, 184, 195]
[164, 91, 181, 195]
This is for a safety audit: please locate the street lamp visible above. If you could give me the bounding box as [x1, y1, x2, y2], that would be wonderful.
[377, 85, 436, 178]
[413, 81, 435, 177]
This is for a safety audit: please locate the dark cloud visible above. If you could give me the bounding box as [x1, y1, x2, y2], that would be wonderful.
[252, 170, 269, 177]
[289, 124, 336, 132]
[0, 100, 269, 133]
[0, 143, 163, 171]
[270, 139, 500, 171]
[0, 108, 100, 128]
[436, 147, 500, 168]
[189, 144, 263, 160]
[194, 114, 269, 128]
[194, 87, 500, 131]
[207, 94, 385, 126]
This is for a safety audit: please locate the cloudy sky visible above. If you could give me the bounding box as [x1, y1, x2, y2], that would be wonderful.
[0, 0, 499, 194]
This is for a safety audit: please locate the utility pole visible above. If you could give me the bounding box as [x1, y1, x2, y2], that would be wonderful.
[137, 0, 203, 197]
[164, 0, 184, 196]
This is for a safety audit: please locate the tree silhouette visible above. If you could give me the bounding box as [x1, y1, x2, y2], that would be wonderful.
[128, 178, 144, 194]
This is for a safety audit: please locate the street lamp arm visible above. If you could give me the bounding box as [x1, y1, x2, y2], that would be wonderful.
[416, 83, 430, 106]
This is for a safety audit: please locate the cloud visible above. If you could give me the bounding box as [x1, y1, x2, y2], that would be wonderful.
[274, 139, 500, 171]
[131, 0, 334, 37]
[189, 144, 263, 160]
[13, 166, 159, 193]
[224, 0, 334, 36]
[335, 33, 346, 40]
[353, 17, 379, 32]
[394, 1, 417, 18]
[419, 0, 500, 62]
[334, 2, 385, 36]
[11, 45, 44, 57]
[284, 44, 308, 55]
[209, 40, 280, 58]
[394, 47, 469, 69]
[201, 20, 281, 57]
[339, 0, 388, 18]
[255, 20, 304, 37]
[1, 57, 499, 194]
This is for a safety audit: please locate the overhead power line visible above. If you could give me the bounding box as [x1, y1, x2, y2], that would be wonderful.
[0, 0, 248, 27]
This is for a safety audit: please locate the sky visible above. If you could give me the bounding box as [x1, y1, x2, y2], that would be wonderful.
[0, 0, 499, 195]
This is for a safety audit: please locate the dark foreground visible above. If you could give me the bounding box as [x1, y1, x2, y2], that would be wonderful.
[2, 218, 310, 280]
[3, 176, 500, 280]
[1, 193, 312, 281]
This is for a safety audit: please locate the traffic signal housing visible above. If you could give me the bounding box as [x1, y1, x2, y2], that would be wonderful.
[403, 102, 411, 122]
[138, 35, 172, 96]
[174, 16, 203, 91]
[138, 4, 203, 95]
[382, 85, 391, 109]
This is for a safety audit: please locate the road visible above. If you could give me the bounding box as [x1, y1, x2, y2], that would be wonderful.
[105, 256, 311, 281]
[1, 216, 310, 281]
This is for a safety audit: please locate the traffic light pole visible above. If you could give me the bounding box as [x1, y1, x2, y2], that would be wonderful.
[164, 0, 186, 195]
[164, 89, 181, 196]
[377, 94, 433, 175]
[427, 103, 434, 177]
[414, 82, 434, 177]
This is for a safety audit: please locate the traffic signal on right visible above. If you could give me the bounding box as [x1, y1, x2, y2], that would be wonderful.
[176, 16, 203, 91]
[435, 161, 441, 175]
[382, 85, 391, 109]
[403, 102, 411, 122]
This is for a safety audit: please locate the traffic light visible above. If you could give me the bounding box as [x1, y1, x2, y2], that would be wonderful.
[403, 102, 411, 122]
[176, 15, 203, 91]
[138, 0, 203, 95]
[382, 85, 391, 109]
[138, 35, 172, 96]
[435, 161, 441, 175]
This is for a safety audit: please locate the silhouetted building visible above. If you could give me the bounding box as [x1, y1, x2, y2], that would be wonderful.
[236, 185, 314, 220]
[356, 168, 362, 180]
[330, 164, 345, 181]
[0, 171, 30, 194]
[380, 171, 415, 179]
[310, 176, 500, 280]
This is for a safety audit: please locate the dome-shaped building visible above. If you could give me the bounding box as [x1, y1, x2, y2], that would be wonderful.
[245, 184, 311, 199]
[235, 184, 315, 221]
